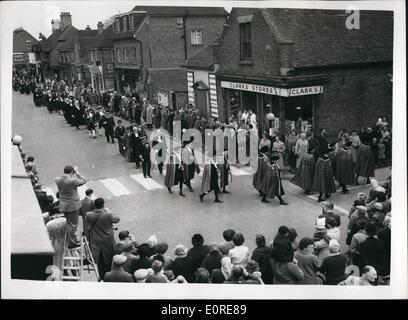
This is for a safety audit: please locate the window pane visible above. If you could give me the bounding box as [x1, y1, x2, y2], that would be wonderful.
[240, 23, 252, 60]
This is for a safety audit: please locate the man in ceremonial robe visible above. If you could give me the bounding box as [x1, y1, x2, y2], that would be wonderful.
[199, 154, 222, 203]
[291, 147, 316, 194]
[313, 152, 337, 202]
[335, 141, 355, 194]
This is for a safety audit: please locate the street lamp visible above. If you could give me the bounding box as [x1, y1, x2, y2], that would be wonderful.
[266, 112, 275, 136]
[12, 134, 23, 151]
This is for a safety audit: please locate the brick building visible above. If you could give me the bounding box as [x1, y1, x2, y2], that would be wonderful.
[86, 23, 115, 91]
[13, 28, 38, 73]
[181, 44, 220, 120]
[110, 6, 228, 109]
[55, 25, 98, 83]
[207, 8, 393, 140]
[33, 12, 79, 80]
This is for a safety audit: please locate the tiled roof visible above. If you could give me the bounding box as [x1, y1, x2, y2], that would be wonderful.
[147, 68, 187, 92]
[87, 24, 114, 49]
[262, 8, 393, 68]
[130, 6, 228, 16]
[181, 45, 217, 69]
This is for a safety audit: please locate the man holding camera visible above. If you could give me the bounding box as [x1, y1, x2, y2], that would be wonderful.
[55, 165, 87, 248]
[86, 198, 120, 280]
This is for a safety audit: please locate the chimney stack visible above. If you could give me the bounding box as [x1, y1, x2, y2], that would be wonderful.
[97, 21, 104, 34]
[51, 19, 61, 33]
[60, 12, 72, 29]
[85, 25, 91, 31]
[39, 33, 46, 41]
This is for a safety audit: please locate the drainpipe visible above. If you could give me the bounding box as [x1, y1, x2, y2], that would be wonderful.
[182, 16, 187, 60]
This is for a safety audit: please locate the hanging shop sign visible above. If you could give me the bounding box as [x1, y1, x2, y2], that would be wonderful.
[220, 81, 323, 97]
[105, 63, 114, 74]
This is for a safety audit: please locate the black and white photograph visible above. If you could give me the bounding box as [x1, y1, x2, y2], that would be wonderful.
[1, 0, 406, 300]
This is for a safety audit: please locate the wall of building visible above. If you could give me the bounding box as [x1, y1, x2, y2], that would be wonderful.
[217, 8, 281, 77]
[185, 16, 226, 58]
[302, 64, 393, 140]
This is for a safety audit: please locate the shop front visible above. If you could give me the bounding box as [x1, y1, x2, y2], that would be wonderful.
[219, 78, 324, 138]
[115, 67, 141, 95]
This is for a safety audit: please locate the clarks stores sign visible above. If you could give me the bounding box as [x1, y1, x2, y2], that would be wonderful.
[220, 81, 323, 97]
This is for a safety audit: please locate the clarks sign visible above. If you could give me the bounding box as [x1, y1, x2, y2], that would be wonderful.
[220, 81, 323, 97]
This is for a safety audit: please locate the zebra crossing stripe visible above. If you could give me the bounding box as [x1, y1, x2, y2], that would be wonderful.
[230, 166, 252, 176]
[99, 178, 131, 197]
[130, 174, 164, 190]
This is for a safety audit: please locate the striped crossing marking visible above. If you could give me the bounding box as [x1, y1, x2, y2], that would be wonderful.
[230, 166, 252, 176]
[44, 164, 254, 200]
[100, 178, 131, 197]
[130, 173, 164, 190]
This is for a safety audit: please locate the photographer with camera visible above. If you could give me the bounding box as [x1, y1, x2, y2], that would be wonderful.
[55, 165, 87, 248]
[86, 197, 120, 280]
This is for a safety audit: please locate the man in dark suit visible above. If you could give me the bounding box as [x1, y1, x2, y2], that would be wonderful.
[114, 120, 126, 156]
[86, 198, 120, 280]
[140, 139, 152, 178]
[80, 188, 94, 240]
[105, 116, 115, 143]
[55, 165, 87, 248]
[359, 221, 386, 280]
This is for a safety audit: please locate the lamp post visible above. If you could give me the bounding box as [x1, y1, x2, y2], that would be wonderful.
[266, 112, 275, 136]
[12, 134, 23, 151]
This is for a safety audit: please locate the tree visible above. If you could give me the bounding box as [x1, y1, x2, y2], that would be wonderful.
[103, 15, 116, 27]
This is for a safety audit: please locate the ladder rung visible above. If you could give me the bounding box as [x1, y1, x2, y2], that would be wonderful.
[62, 276, 81, 280]
[64, 256, 81, 260]
[63, 266, 81, 270]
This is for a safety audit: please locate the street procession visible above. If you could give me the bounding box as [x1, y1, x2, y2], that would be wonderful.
[8, 2, 397, 289]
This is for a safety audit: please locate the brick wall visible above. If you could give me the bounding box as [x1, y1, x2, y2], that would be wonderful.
[185, 16, 226, 58]
[217, 8, 281, 77]
[301, 64, 393, 140]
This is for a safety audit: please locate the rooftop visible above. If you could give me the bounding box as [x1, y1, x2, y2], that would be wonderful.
[262, 8, 393, 68]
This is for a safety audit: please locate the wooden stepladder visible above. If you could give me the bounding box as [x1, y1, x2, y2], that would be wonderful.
[62, 232, 100, 281]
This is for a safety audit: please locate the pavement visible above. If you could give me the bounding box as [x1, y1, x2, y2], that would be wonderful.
[12, 91, 391, 280]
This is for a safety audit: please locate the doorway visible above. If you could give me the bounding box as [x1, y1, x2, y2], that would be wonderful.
[194, 89, 208, 119]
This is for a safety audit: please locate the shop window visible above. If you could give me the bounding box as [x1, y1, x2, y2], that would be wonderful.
[176, 17, 184, 28]
[191, 30, 203, 45]
[239, 22, 252, 61]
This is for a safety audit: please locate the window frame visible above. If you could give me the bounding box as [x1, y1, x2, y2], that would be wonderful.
[176, 17, 184, 28]
[239, 22, 252, 61]
[190, 30, 203, 46]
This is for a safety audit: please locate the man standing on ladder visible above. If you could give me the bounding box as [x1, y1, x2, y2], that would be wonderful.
[55, 165, 87, 248]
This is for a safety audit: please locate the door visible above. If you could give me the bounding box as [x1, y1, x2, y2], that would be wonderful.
[194, 89, 208, 119]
